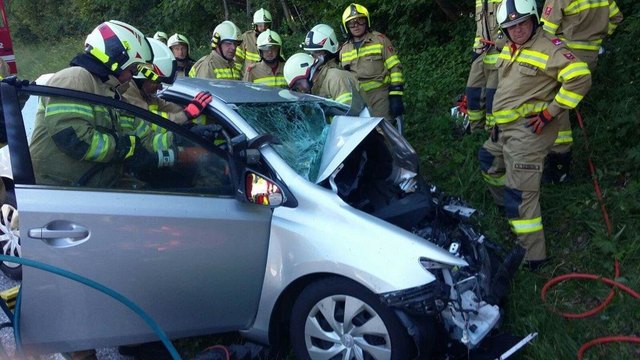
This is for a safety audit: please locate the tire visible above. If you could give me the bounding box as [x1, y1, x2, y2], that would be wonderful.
[0, 191, 21, 280]
[290, 277, 413, 360]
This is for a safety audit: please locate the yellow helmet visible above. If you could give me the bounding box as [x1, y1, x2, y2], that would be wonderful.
[211, 20, 242, 50]
[341, 3, 370, 34]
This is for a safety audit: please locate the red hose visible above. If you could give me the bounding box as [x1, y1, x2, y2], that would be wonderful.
[540, 110, 640, 359]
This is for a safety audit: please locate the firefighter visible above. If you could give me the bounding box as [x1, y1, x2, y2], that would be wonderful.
[29, 20, 159, 189]
[189, 21, 242, 80]
[122, 38, 214, 153]
[540, 0, 624, 183]
[153, 31, 168, 44]
[465, 0, 504, 132]
[244, 29, 287, 87]
[285, 24, 361, 106]
[339, 3, 404, 120]
[236, 8, 272, 75]
[477, 0, 591, 267]
[168, 33, 196, 77]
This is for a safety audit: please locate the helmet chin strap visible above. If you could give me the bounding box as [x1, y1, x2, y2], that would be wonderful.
[217, 46, 234, 62]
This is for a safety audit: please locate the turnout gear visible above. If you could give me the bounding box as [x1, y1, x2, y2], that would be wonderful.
[245, 30, 286, 87]
[84, 20, 153, 76]
[340, 30, 403, 119]
[136, 38, 177, 84]
[153, 31, 168, 44]
[184, 91, 213, 119]
[167, 33, 195, 77]
[116, 135, 159, 172]
[478, 18, 591, 261]
[167, 33, 191, 54]
[465, 0, 503, 131]
[189, 49, 241, 80]
[526, 108, 553, 134]
[237, 8, 272, 74]
[341, 3, 371, 35]
[303, 24, 339, 54]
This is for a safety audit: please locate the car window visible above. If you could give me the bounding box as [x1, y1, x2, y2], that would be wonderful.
[23, 92, 233, 196]
[235, 101, 329, 182]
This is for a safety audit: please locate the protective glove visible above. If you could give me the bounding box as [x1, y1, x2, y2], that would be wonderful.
[389, 95, 404, 117]
[187, 123, 222, 142]
[116, 135, 158, 172]
[525, 109, 553, 135]
[184, 91, 213, 119]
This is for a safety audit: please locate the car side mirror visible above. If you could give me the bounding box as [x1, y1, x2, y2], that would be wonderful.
[244, 172, 284, 207]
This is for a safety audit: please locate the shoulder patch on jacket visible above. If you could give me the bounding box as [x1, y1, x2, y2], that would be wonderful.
[551, 38, 563, 46]
[563, 52, 576, 61]
[544, 6, 552, 16]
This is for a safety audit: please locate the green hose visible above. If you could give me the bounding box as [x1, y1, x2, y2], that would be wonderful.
[0, 254, 181, 359]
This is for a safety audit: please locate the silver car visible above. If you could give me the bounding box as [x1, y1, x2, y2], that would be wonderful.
[0, 77, 513, 359]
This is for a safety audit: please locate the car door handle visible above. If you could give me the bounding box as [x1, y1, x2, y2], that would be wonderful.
[28, 220, 90, 248]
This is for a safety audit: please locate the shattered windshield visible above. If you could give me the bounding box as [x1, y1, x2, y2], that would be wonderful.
[236, 101, 330, 182]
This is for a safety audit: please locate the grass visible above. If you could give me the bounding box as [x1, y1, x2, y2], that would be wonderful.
[11, 18, 640, 359]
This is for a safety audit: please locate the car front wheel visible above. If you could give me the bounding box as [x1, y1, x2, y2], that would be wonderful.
[0, 191, 21, 280]
[290, 277, 412, 360]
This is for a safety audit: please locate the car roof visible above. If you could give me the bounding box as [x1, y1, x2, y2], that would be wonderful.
[166, 77, 319, 104]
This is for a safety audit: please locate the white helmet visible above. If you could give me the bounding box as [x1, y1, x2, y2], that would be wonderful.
[211, 20, 242, 49]
[253, 8, 272, 25]
[283, 53, 314, 88]
[85, 20, 153, 75]
[497, 0, 539, 29]
[153, 31, 168, 43]
[136, 38, 177, 84]
[302, 24, 339, 54]
[257, 29, 285, 61]
[167, 33, 191, 51]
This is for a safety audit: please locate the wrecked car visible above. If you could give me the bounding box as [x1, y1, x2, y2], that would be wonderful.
[0, 77, 520, 359]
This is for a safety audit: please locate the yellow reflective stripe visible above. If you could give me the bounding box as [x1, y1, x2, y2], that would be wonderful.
[474, 36, 482, 48]
[254, 76, 287, 87]
[390, 71, 404, 83]
[334, 92, 353, 104]
[468, 109, 485, 121]
[608, 22, 618, 36]
[610, 1, 620, 16]
[192, 115, 206, 125]
[555, 87, 584, 108]
[483, 53, 499, 64]
[214, 68, 241, 79]
[564, 0, 609, 15]
[560, 36, 602, 51]
[554, 130, 573, 144]
[245, 51, 260, 62]
[360, 80, 386, 91]
[45, 103, 93, 119]
[493, 102, 548, 124]
[518, 49, 549, 70]
[558, 61, 590, 82]
[236, 47, 246, 60]
[84, 132, 111, 161]
[542, 20, 559, 34]
[482, 172, 505, 187]
[389, 90, 403, 96]
[152, 133, 171, 152]
[486, 114, 496, 126]
[119, 115, 135, 130]
[235, 62, 243, 71]
[509, 217, 543, 234]
[384, 55, 400, 69]
[341, 44, 383, 62]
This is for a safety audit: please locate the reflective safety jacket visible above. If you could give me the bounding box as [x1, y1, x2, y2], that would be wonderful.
[541, 0, 623, 51]
[473, 0, 503, 66]
[243, 61, 286, 87]
[176, 58, 196, 77]
[30, 66, 129, 187]
[189, 50, 241, 80]
[236, 30, 260, 73]
[122, 85, 189, 152]
[492, 29, 592, 124]
[339, 31, 404, 96]
[312, 59, 361, 106]
[0, 58, 8, 79]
